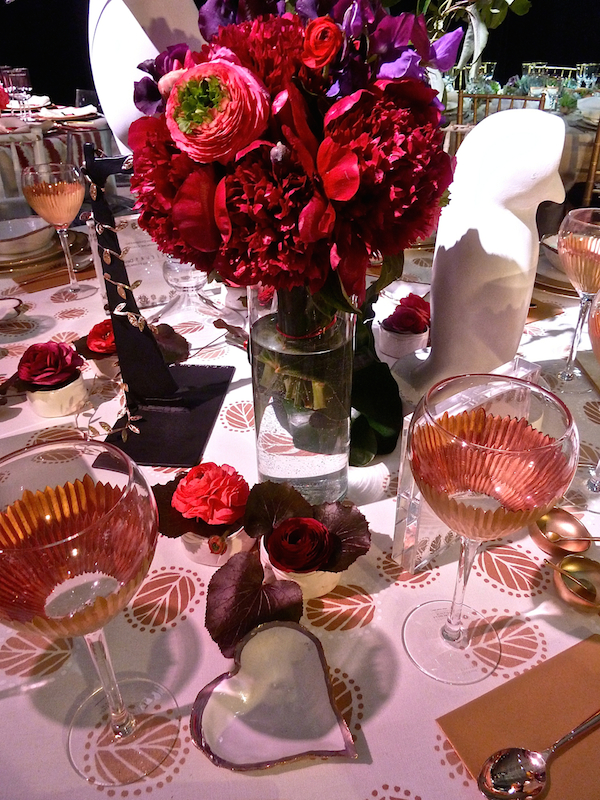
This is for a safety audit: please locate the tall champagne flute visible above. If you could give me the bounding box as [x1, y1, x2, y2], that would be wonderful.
[22, 163, 97, 299]
[402, 374, 578, 684]
[0, 440, 180, 785]
[556, 208, 600, 388]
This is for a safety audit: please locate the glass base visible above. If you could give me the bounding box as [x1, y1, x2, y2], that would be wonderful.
[555, 365, 593, 395]
[68, 677, 180, 786]
[563, 465, 600, 514]
[402, 600, 501, 685]
[66, 283, 98, 300]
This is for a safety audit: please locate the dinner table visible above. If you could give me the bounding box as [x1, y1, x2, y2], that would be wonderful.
[1, 221, 600, 800]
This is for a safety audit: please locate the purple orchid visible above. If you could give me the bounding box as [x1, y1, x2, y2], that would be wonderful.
[133, 43, 190, 115]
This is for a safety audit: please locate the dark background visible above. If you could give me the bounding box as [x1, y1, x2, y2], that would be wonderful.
[0, 0, 598, 105]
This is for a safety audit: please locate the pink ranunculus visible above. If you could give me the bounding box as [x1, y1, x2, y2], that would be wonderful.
[17, 342, 85, 387]
[171, 462, 249, 524]
[165, 59, 270, 164]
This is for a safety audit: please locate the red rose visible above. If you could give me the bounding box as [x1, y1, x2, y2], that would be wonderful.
[382, 293, 430, 334]
[266, 517, 335, 573]
[17, 342, 84, 387]
[165, 59, 270, 164]
[172, 462, 249, 524]
[302, 17, 343, 70]
[86, 319, 117, 354]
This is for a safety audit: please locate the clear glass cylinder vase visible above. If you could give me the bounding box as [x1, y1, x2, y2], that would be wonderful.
[249, 286, 354, 505]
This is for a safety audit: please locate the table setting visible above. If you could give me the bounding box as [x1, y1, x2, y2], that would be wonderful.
[3, 3, 600, 800]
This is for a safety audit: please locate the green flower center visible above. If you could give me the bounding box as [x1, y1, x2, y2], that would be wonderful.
[175, 76, 229, 133]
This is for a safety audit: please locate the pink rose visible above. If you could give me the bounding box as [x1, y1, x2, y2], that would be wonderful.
[171, 462, 249, 524]
[17, 342, 84, 387]
[165, 59, 270, 164]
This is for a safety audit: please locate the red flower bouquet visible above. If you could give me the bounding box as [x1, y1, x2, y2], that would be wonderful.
[129, 1, 461, 309]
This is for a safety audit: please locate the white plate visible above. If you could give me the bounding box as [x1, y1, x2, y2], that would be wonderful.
[37, 104, 98, 121]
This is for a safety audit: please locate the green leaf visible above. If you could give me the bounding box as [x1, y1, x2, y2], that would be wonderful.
[350, 414, 378, 466]
[370, 251, 405, 299]
[508, 0, 531, 14]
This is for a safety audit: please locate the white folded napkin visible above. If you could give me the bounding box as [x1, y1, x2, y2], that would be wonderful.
[38, 104, 97, 119]
[7, 95, 50, 109]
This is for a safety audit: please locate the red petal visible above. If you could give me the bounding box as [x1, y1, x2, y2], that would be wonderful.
[214, 176, 231, 242]
[299, 193, 335, 243]
[172, 168, 220, 252]
[317, 138, 359, 201]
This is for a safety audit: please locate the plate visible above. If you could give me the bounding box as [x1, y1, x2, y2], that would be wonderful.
[0, 230, 89, 277]
[37, 105, 98, 121]
[190, 622, 357, 771]
[535, 250, 577, 298]
[4, 95, 51, 111]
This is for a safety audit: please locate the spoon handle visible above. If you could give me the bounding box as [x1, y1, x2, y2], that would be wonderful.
[549, 707, 600, 755]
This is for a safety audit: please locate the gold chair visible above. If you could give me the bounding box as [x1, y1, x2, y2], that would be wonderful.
[443, 92, 546, 155]
[583, 119, 600, 207]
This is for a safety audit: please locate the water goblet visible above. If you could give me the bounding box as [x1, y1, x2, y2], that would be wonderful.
[402, 374, 579, 685]
[0, 439, 180, 785]
[556, 208, 600, 389]
[146, 255, 222, 324]
[22, 163, 97, 299]
[5, 66, 32, 120]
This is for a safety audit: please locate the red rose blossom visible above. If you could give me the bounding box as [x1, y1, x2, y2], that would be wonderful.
[266, 517, 335, 573]
[302, 17, 343, 70]
[165, 59, 270, 164]
[382, 293, 430, 334]
[86, 319, 117, 354]
[17, 342, 84, 387]
[171, 462, 249, 524]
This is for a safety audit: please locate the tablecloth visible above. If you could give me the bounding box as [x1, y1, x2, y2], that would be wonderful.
[0, 231, 599, 800]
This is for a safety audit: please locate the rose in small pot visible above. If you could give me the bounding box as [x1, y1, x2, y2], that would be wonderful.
[153, 462, 253, 566]
[379, 293, 430, 359]
[18, 341, 87, 417]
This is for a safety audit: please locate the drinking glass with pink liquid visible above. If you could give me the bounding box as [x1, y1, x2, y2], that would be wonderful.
[556, 207, 600, 388]
[402, 374, 578, 684]
[22, 163, 97, 299]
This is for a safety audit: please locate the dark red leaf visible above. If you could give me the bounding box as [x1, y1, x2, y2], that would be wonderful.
[314, 501, 371, 572]
[244, 481, 312, 539]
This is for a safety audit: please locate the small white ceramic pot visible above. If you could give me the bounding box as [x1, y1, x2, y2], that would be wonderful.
[181, 526, 255, 567]
[259, 539, 340, 600]
[26, 373, 88, 418]
[90, 355, 121, 380]
[378, 326, 429, 359]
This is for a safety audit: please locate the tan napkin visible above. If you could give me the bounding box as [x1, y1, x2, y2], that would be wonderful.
[437, 634, 600, 799]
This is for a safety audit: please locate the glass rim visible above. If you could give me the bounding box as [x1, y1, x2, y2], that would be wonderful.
[0, 439, 142, 553]
[22, 162, 81, 178]
[417, 372, 576, 454]
[561, 207, 600, 227]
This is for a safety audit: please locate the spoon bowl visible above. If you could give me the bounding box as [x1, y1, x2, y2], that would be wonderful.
[529, 507, 591, 558]
[552, 554, 600, 612]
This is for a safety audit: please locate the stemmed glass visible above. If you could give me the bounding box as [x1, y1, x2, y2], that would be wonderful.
[5, 67, 32, 120]
[21, 163, 97, 299]
[0, 439, 180, 785]
[146, 255, 221, 324]
[402, 374, 579, 685]
[556, 208, 600, 388]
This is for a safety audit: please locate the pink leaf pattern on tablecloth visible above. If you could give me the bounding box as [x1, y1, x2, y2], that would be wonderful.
[261, 430, 315, 456]
[578, 440, 600, 468]
[124, 568, 204, 632]
[28, 426, 85, 446]
[0, 631, 72, 677]
[331, 667, 364, 735]
[435, 734, 474, 788]
[0, 318, 37, 335]
[476, 544, 550, 597]
[375, 552, 441, 586]
[305, 585, 375, 630]
[173, 320, 204, 335]
[197, 344, 229, 361]
[583, 400, 600, 425]
[220, 400, 254, 431]
[364, 784, 424, 800]
[82, 710, 180, 786]
[56, 307, 86, 319]
[3, 343, 28, 358]
[50, 330, 79, 343]
[49, 288, 82, 304]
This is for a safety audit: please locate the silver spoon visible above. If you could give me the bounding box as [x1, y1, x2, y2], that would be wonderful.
[478, 706, 600, 798]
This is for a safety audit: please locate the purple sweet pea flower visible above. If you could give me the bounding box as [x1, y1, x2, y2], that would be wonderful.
[133, 76, 164, 115]
[430, 27, 464, 72]
[377, 48, 424, 81]
[134, 43, 190, 115]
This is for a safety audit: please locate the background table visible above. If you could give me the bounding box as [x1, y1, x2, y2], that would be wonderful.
[0, 236, 599, 800]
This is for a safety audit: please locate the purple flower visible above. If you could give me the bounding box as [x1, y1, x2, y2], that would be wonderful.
[134, 43, 190, 115]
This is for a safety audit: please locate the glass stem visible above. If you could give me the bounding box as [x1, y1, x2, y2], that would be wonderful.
[83, 629, 137, 738]
[56, 227, 79, 291]
[588, 458, 600, 493]
[560, 295, 592, 380]
[441, 536, 480, 644]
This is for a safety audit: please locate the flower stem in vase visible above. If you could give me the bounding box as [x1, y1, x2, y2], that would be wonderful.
[249, 287, 354, 505]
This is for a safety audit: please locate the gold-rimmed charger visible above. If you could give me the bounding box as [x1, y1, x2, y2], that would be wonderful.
[0, 231, 89, 277]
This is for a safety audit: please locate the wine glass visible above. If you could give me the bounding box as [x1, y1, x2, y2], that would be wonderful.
[402, 374, 579, 685]
[146, 255, 223, 324]
[556, 208, 600, 388]
[0, 439, 180, 785]
[5, 66, 32, 120]
[21, 163, 97, 299]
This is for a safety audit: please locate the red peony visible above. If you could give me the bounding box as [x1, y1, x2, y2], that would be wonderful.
[17, 342, 84, 387]
[302, 17, 343, 70]
[172, 462, 249, 524]
[165, 59, 270, 164]
[382, 293, 430, 334]
[266, 517, 336, 573]
[86, 319, 117, 354]
[0, 83, 8, 111]
[323, 78, 454, 298]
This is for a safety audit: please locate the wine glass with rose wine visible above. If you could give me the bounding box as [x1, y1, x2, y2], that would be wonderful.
[0, 439, 180, 785]
[22, 163, 97, 299]
[555, 208, 600, 389]
[402, 374, 578, 684]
